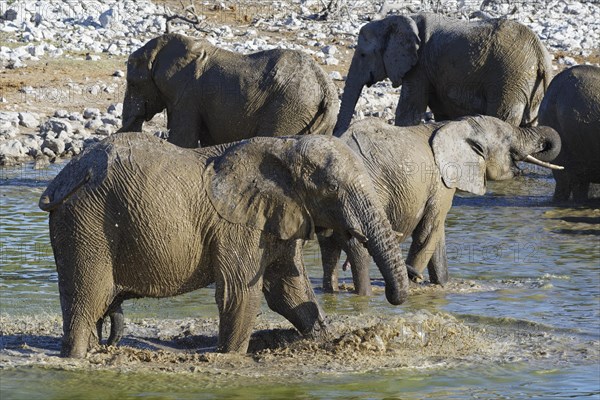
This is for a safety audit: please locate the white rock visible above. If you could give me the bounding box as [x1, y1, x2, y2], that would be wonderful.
[322, 45, 337, 55]
[107, 103, 123, 116]
[0, 140, 26, 159]
[329, 71, 343, 81]
[99, 9, 115, 28]
[42, 137, 66, 156]
[83, 108, 101, 119]
[18, 112, 39, 128]
[41, 118, 73, 135]
[325, 56, 339, 66]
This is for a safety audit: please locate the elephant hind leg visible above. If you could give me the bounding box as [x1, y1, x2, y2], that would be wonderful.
[344, 239, 373, 296]
[96, 300, 125, 346]
[59, 263, 117, 358]
[427, 230, 449, 286]
[318, 234, 342, 293]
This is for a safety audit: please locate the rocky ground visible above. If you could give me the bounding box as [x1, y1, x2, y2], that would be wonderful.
[0, 0, 599, 166]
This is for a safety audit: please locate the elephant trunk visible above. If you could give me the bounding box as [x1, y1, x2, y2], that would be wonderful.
[517, 125, 562, 162]
[119, 89, 146, 133]
[348, 183, 409, 305]
[333, 59, 366, 136]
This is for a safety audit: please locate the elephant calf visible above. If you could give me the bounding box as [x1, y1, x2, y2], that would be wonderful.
[538, 65, 600, 202]
[321, 116, 562, 295]
[39, 133, 409, 358]
[120, 33, 339, 148]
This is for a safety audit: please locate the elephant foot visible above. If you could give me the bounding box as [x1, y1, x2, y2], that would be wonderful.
[407, 265, 424, 283]
[342, 259, 351, 271]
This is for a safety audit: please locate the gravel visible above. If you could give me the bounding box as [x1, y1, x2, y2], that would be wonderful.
[0, 0, 598, 165]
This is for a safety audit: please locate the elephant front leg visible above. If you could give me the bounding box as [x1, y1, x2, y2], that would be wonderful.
[215, 276, 264, 353]
[263, 242, 327, 340]
[394, 73, 429, 126]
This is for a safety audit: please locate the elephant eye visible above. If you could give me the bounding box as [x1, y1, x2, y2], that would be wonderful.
[326, 180, 339, 193]
[467, 139, 485, 158]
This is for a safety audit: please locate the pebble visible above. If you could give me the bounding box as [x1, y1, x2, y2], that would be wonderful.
[0, 0, 598, 165]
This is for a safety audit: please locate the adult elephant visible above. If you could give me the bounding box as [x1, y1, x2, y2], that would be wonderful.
[119, 33, 339, 148]
[538, 65, 600, 202]
[334, 14, 553, 135]
[39, 133, 409, 358]
[321, 116, 562, 295]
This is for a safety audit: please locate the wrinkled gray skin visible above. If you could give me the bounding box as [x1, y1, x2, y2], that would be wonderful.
[321, 116, 561, 295]
[334, 14, 553, 134]
[538, 65, 600, 202]
[39, 134, 409, 358]
[119, 33, 339, 147]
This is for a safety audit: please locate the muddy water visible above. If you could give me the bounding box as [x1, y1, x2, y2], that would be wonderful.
[1, 163, 599, 399]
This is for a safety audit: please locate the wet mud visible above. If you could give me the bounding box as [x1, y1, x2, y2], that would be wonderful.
[2, 295, 597, 380]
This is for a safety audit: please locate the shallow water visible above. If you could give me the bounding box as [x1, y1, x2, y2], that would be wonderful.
[1, 162, 599, 399]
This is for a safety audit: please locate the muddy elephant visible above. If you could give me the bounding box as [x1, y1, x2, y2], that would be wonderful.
[39, 133, 409, 358]
[538, 65, 600, 202]
[119, 33, 339, 147]
[334, 14, 552, 134]
[321, 116, 562, 295]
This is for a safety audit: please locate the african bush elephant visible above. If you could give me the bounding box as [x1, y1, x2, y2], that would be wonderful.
[334, 14, 553, 134]
[321, 116, 562, 295]
[39, 133, 409, 358]
[538, 65, 600, 202]
[119, 33, 339, 148]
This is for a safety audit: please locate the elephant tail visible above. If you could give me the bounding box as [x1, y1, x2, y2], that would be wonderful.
[39, 143, 111, 212]
[302, 62, 340, 136]
[526, 39, 554, 125]
[39, 165, 92, 212]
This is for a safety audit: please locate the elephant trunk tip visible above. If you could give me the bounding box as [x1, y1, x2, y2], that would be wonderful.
[385, 285, 408, 305]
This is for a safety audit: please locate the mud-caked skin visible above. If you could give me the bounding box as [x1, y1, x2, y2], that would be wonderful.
[40, 133, 409, 358]
[334, 13, 553, 134]
[538, 65, 600, 202]
[119, 33, 339, 147]
[321, 116, 562, 295]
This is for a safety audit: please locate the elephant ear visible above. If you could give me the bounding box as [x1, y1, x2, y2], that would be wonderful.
[127, 35, 168, 82]
[382, 16, 420, 88]
[431, 120, 487, 195]
[206, 139, 315, 241]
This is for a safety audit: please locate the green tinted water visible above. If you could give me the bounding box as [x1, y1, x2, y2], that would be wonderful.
[1, 163, 599, 398]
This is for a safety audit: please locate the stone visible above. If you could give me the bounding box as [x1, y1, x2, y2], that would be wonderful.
[325, 56, 339, 66]
[322, 45, 337, 55]
[329, 71, 343, 81]
[95, 125, 114, 136]
[0, 140, 26, 159]
[3, 9, 17, 22]
[101, 115, 120, 126]
[54, 109, 69, 118]
[42, 137, 66, 156]
[107, 103, 123, 116]
[83, 108, 101, 119]
[112, 70, 125, 78]
[18, 112, 39, 128]
[99, 9, 115, 28]
[40, 118, 73, 135]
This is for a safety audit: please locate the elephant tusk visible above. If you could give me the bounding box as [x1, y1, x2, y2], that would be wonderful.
[348, 228, 368, 244]
[524, 155, 564, 170]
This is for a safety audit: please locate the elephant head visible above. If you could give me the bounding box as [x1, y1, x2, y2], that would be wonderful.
[334, 16, 420, 135]
[431, 115, 562, 194]
[119, 35, 170, 133]
[206, 135, 410, 305]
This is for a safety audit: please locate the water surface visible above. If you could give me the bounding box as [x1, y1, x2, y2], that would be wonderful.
[1, 162, 598, 399]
